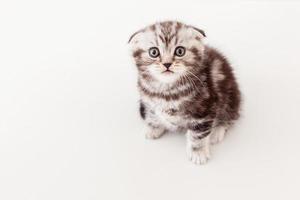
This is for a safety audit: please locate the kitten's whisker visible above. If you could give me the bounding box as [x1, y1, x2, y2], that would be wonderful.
[182, 73, 198, 92]
[181, 75, 192, 93]
[180, 74, 190, 89]
[182, 74, 199, 94]
[186, 70, 206, 89]
[186, 74, 200, 92]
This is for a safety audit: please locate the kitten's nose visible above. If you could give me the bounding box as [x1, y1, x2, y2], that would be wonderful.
[163, 63, 172, 69]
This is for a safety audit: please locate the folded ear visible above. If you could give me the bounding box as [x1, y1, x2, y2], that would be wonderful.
[128, 30, 142, 43]
[189, 26, 206, 38]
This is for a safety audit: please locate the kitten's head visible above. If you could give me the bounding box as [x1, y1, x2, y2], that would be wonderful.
[129, 21, 206, 84]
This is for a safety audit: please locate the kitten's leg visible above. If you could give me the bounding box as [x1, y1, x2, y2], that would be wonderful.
[145, 125, 166, 139]
[140, 102, 166, 139]
[210, 124, 229, 145]
[186, 120, 213, 165]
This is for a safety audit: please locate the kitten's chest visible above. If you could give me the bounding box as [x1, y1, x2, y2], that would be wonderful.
[143, 97, 186, 129]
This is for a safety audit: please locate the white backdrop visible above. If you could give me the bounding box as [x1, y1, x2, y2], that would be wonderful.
[0, 1, 300, 200]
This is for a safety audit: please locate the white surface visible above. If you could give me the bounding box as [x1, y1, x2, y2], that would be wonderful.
[0, 1, 300, 200]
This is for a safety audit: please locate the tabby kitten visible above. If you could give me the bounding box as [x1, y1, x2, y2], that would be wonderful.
[128, 21, 241, 164]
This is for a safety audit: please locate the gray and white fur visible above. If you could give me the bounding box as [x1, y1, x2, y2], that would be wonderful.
[129, 21, 241, 164]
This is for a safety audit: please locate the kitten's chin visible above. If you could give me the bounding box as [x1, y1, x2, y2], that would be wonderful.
[153, 72, 180, 84]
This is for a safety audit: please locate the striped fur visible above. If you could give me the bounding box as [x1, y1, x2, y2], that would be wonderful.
[129, 21, 241, 165]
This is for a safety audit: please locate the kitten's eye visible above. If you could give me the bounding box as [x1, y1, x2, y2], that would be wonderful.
[148, 47, 160, 58]
[174, 46, 186, 57]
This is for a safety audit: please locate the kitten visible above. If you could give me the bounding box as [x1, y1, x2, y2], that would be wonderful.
[128, 21, 241, 164]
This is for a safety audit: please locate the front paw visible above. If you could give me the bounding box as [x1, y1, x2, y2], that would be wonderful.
[145, 128, 165, 139]
[187, 146, 210, 165]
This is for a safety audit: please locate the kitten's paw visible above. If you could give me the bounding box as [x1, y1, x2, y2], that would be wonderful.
[210, 125, 228, 145]
[145, 128, 165, 139]
[187, 147, 210, 165]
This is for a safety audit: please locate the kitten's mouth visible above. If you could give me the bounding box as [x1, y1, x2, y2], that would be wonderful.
[162, 70, 174, 74]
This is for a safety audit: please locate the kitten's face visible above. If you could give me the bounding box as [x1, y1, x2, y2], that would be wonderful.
[129, 21, 206, 84]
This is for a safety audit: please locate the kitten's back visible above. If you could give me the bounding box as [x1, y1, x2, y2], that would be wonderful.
[204, 46, 241, 124]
